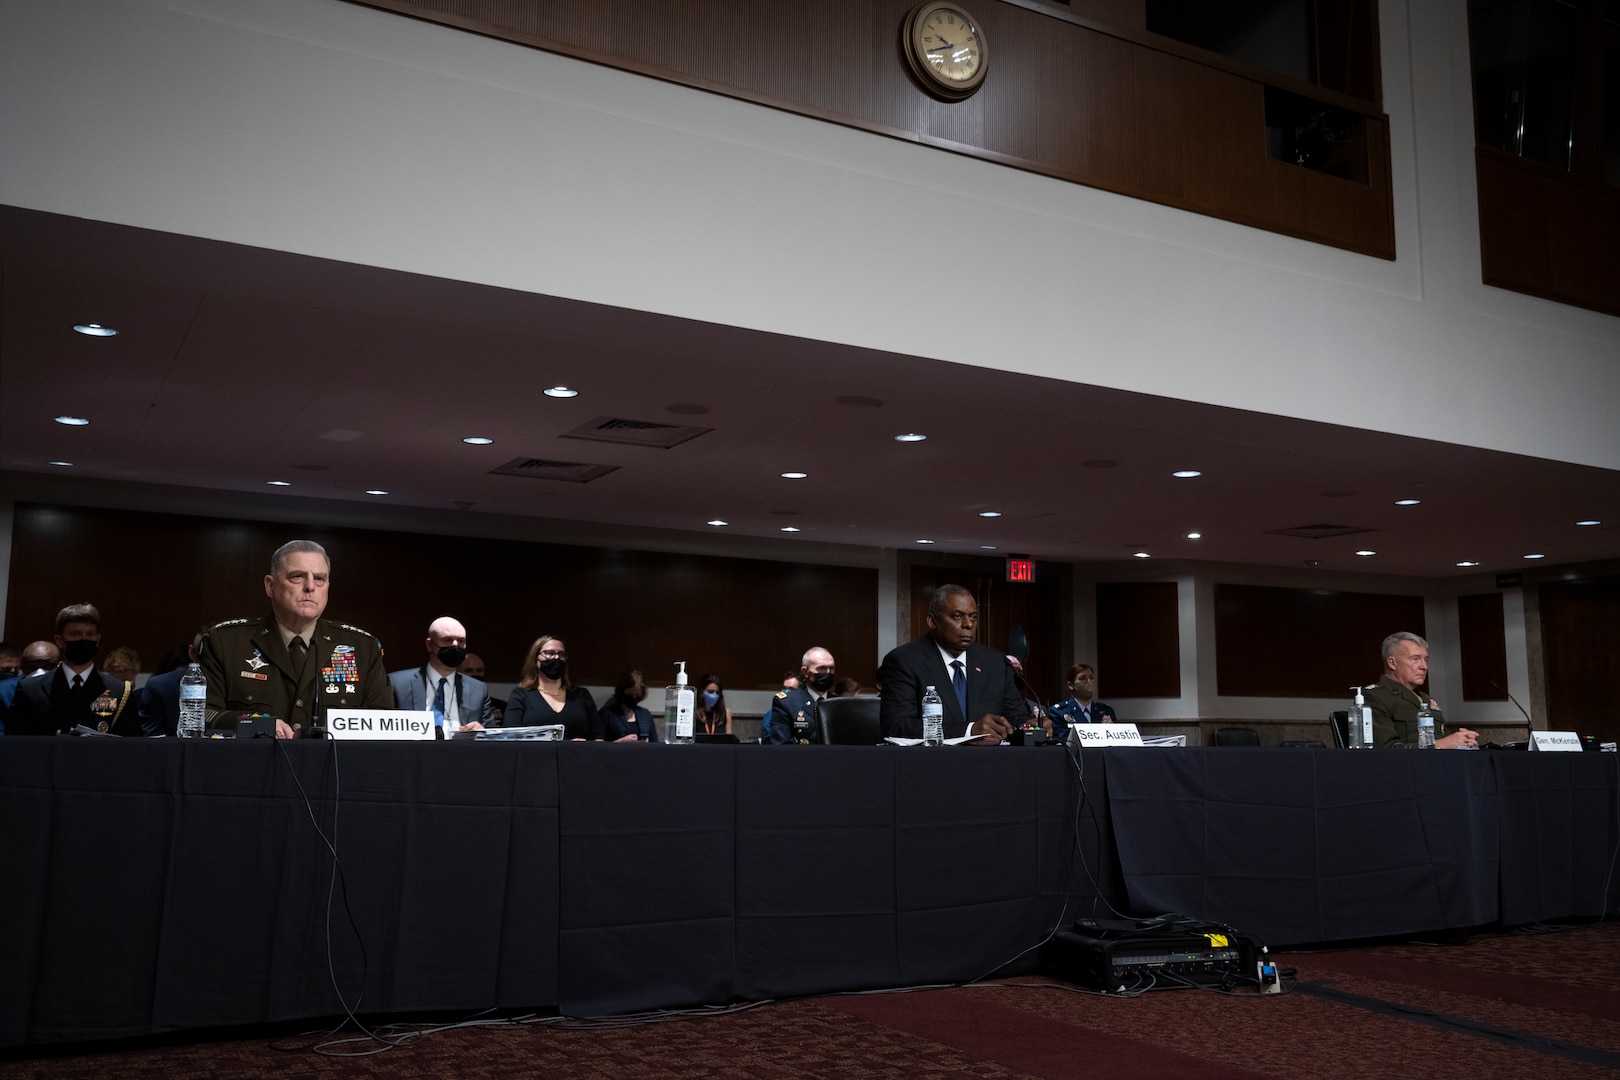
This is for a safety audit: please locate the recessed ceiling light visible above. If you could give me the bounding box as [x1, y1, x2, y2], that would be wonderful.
[543, 386, 579, 398]
[780, 526, 801, 533]
[1395, 499, 1421, 506]
[915, 539, 935, 544]
[462, 436, 494, 445]
[1576, 520, 1601, 526]
[267, 480, 291, 487]
[1524, 553, 1545, 559]
[895, 433, 927, 442]
[1456, 560, 1479, 567]
[1355, 550, 1377, 556]
[980, 545, 998, 550]
[365, 489, 389, 496]
[1132, 552, 1152, 558]
[54, 415, 90, 426]
[48, 461, 73, 467]
[780, 471, 808, 479]
[707, 519, 728, 527]
[979, 511, 1002, 518]
[1172, 470, 1201, 478]
[72, 323, 117, 337]
[1186, 532, 1202, 539]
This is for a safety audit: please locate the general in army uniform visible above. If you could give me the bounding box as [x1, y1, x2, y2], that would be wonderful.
[764, 646, 837, 744]
[200, 540, 390, 738]
[1364, 631, 1478, 749]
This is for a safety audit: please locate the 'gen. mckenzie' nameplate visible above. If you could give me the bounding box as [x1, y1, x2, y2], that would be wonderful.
[327, 709, 435, 741]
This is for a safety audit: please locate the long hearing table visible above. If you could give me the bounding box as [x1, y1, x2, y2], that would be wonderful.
[2, 739, 1616, 1046]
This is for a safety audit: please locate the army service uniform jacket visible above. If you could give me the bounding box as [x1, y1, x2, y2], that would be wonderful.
[200, 614, 390, 734]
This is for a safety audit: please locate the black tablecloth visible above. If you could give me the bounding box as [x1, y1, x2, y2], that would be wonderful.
[2, 740, 1615, 1047]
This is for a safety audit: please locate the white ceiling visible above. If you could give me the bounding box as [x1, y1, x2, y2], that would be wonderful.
[4, 204, 1619, 578]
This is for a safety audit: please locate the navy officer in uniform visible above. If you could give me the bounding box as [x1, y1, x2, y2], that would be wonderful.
[200, 539, 390, 738]
[8, 604, 138, 736]
[764, 646, 836, 744]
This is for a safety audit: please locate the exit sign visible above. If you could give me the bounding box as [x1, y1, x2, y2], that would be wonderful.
[1007, 558, 1036, 583]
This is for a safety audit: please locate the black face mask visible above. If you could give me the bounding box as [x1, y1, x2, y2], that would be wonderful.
[539, 658, 567, 681]
[0, 666, 16, 680]
[624, 689, 646, 705]
[62, 639, 99, 666]
[808, 672, 835, 693]
[435, 645, 467, 669]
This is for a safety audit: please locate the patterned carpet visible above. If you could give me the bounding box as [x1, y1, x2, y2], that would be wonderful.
[6, 922, 1618, 1079]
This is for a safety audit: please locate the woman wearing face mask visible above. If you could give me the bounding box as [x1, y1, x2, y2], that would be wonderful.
[593, 669, 659, 742]
[694, 673, 732, 736]
[504, 635, 595, 740]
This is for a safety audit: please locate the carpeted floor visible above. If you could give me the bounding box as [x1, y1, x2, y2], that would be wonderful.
[5, 922, 1618, 1078]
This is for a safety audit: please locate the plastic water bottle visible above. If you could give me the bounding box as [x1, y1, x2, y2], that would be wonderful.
[922, 685, 944, 747]
[178, 662, 207, 738]
[1416, 703, 1435, 748]
[665, 661, 695, 744]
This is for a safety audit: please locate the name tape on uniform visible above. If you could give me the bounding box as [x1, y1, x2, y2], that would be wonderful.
[327, 709, 435, 741]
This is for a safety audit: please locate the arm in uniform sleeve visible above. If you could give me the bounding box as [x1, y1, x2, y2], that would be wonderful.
[356, 633, 392, 709]
[198, 627, 243, 730]
[763, 692, 795, 745]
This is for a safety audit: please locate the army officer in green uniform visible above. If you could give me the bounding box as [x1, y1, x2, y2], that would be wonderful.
[200, 539, 390, 738]
[1364, 631, 1478, 749]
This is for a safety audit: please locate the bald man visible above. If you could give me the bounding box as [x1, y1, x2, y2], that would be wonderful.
[388, 616, 493, 737]
[765, 646, 836, 744]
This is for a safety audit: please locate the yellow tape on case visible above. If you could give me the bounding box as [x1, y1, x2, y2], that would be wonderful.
[1205, 933, 1229, 948]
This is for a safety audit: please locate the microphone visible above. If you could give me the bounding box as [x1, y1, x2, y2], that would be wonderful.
[1489, 680, 1532, 724]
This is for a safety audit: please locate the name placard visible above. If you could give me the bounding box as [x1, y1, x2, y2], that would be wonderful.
[1068, 723, 1144, 747]
[327, 709, 435, 741]
[1529, 730, 1583, 752]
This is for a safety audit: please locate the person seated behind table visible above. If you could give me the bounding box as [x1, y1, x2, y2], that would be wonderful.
[593, 670, 659, 742]
[102, 646, 142, 686]
[0, 641, 60, 735]
[694, 672, 732, 735]
[137, 630, 207, 737]
[1365, 631, 1478, 749]
[503, 634, 595, 740]
[1047, 663, 1117, 728]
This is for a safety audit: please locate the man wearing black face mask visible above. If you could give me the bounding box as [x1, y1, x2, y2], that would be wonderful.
[9, 604, 139, 736]
[388, 616, 494, 737]
[764, 646, 836, 745]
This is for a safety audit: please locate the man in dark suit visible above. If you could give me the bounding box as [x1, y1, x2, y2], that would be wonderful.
[388, 616, 493, 737]
[878, 584, 1034, 743]
[9, 604, 139, 736]
[764, 646, 837, 744]
[1046, 662, 1118, 729]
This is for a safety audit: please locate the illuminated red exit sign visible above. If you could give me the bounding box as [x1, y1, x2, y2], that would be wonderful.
[1006, 558, 1036, 583]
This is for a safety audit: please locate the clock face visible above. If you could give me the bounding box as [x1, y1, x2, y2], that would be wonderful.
[904, 2, 989, 99]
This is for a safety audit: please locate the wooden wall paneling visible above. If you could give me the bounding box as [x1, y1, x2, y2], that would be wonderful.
[1538, 577, 1620, 745]
[5, 504, 878, 692]
[1213, 583, 1425, 697]
[1095, 581, 1180, 698]
[343, 0, 1395, 258]
[1456, 591, 1508, 701]
[1476, 150, 1620, 318]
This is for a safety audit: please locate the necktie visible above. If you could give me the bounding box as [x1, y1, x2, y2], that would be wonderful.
[1080, 704, 1090, 724]
[289, 636, 307, 671]
[71, 673, 83, 691]
[433, 676, 446, 738]
[951, 660, 966, 721]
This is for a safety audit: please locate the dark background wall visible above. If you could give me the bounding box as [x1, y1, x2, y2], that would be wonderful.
[4, 504, 878, 689]
[1213, 583, 1425, 697]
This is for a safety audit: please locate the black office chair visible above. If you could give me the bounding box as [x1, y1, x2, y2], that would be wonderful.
[1212, 726, 1261, 747]
[818, 696, 883, 745]
[1328, 710, 1350, 748]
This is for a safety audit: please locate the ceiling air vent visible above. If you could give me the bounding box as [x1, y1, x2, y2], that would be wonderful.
[560, 415, 711, 449]
[1266, 524, 1375, 540]
[489, 457, 620, 484]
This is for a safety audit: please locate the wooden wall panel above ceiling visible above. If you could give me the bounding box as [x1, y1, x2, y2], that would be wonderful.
[344, 0, 1395, 258]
